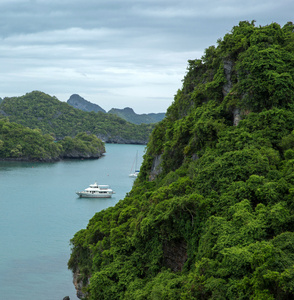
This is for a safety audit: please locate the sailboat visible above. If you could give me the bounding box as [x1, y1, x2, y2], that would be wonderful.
[129, 151, 140, 178]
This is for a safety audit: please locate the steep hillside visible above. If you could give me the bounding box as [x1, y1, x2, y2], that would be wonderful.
[68, 21, 294, 299]
[0, 91, 152, 144]
[67, 94, 106, 113]
[108, 107, 165, 124]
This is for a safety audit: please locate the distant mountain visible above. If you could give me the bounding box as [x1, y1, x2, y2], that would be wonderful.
[108, 107, 165, 125]
[67, 94, 165, 124]
[67, 94, 106, 113]
[0, 91, 152, 144]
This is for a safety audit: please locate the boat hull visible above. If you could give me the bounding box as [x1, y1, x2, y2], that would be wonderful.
[76, 192, 113, 198]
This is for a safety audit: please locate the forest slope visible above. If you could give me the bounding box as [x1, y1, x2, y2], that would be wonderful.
[108, 107, 165, 124]
[66, 94, 165, 125]
[0, 91, 153, 144]
[0, 119, 105, 161]
[68, 21, 294, 299]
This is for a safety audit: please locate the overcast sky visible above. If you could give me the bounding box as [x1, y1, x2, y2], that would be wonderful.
[0, 0, 293, 113]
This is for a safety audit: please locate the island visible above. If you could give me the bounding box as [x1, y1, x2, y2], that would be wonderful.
[68, 21, 294, 299]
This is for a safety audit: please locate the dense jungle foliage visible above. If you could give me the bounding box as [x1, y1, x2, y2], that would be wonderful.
[68, 21, 294, 299]
[0, 91, 152, 143]
[0, 119, 105, 160]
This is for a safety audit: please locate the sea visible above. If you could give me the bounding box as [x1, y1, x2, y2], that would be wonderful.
[0, 144, 146, 300]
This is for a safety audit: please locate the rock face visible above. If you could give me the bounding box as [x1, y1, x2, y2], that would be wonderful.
[96, 133, 147, 145]
[223, 59, 234, 97]
[73, 268, 89, 299]
[233, 107, 241, 126]
[62, 150, 104, 159]
[67, 94, 106, 113]
[149, 154, 163, 180]
[222, 59, 243, 126]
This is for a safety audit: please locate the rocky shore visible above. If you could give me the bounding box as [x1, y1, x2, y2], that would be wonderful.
[0, 153, 104, 163]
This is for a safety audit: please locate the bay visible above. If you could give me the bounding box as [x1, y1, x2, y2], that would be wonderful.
[0, 144, 145, 300]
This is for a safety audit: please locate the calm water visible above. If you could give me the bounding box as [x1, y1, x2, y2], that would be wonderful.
[0, 144, 145, 300]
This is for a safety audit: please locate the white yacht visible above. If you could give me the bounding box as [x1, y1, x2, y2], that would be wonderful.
[129, 151, 140, 178]
[76, 182, 115, 198]
[129, 170, 140, 178]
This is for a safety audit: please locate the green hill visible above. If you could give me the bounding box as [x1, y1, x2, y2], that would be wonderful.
[67, 94, 106, 113]
[108, 107, 165, 124]
[0, 119, 105, 161]
[68, 21, 294, 299]
[0, 91, 152, 144]
[66, 94, 166, 125]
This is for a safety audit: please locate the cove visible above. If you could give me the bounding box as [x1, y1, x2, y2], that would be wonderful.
[0, 144, 145, 300]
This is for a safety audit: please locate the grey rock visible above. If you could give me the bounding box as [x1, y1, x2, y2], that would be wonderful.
[223, 59, 234, 96]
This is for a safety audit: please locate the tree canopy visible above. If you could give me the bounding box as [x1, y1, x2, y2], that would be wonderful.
[68, 21, 294, 299]
[0, 91, 153, 143]
[0, 119, 105, 161]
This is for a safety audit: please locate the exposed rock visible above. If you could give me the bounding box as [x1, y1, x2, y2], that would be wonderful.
[96, 134, 147, 145]
[62, 150, 104, 159]
[63, 297, 70, 300]
[73, 268, 89, 299]
[223, 59, 234, 97]
[233, 107, 241, 126]
[149, 154, 162, 180]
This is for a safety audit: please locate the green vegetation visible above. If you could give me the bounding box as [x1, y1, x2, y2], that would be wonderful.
[0, 91, 153, 143]
[108, 107, 165, 125]
[68, 21, 294, 299]
[0, 119, 105, 161]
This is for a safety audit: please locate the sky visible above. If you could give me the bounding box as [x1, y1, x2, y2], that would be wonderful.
[0, 0, 293, 114]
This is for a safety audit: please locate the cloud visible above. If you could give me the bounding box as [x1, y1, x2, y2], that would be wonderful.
[0, 0, 293, 113]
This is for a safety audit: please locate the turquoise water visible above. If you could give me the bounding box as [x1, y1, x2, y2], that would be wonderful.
[0, 144, 145, 300]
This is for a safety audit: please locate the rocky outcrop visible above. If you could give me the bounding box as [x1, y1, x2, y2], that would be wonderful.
[0, 152, 104, 162]
[233, 107, 241, 126]
[67, 94, 106, 113]
[223, 59, 234, 97]
[62, 150, 104, 159]
[223, 58, 243, 126]
[96, 134, 148, 145]
[73, 268, 89, 299]
[149, 154, 163, 180]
